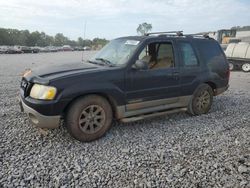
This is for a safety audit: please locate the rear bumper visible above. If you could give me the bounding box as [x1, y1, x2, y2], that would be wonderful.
[215, 85, 229, 96]
[19, 98, 60, 129]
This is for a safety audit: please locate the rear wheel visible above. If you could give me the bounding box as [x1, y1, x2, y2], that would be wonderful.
[66, 95, 113, 142]
[187, 84, 213, 115]
[242, 63, 250, 72]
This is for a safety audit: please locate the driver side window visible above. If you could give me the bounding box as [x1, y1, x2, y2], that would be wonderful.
[138, 42, 174, 70]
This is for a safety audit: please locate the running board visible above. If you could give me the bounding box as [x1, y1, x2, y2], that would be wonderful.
[120, 107, 187, 123]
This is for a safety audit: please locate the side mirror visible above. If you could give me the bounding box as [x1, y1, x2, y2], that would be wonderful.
[132, 60, 148, 70]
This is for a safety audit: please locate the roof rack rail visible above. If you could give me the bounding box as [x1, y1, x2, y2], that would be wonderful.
[145, 31, 183, 36]
[185, 33, 210, 39]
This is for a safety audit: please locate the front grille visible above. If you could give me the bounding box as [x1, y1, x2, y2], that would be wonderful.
[21, 78, 32, 97]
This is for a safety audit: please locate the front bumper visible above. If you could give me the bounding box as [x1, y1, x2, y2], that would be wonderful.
[19, 98, 60, 129]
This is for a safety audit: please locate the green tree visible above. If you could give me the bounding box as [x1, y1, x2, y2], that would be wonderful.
[44, 35, 54, 46]
[83, 39, 92, 47]
[19, 30, 30, 45]
[78, 37, 84, 46]
[0, 27, 110, 47]
[92, 38, 108, 46]
[136, 22, 152, 35]
[0, 28, 8, 45]
[54, 33, 68, 46]
[26, 31, 42, 46]
[66, 39, 77, 47]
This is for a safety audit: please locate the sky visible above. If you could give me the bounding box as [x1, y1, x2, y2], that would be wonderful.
[0, 0, 249, 40]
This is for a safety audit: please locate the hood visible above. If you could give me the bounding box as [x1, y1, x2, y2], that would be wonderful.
[26, 62, 106, 84]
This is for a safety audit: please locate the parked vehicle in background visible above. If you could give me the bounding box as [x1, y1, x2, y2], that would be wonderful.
[208, 29, 250, 50]
[30, 47, 40, 53]
[19, 31, 229, 142]
[0, 46, 8, 54]
[48, 46, 59, 52]
[6, 46, 23, 54]
[0, 46, 40, 54]
[40, 46, 58, 53]
[74, 46, 84, 51]
[18, 46, 33, 53]
[62, 45, 73, 51]
[39, 47, 49, 53]
[225, 42, 250, 72]
[208, 29, 238, 50]
[83, 46, 91, 51]
[1, 45, 88, 54]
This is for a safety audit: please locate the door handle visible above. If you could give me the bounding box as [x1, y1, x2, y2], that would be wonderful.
[172, 71, 179, 76]
[172, 71, 179, 80]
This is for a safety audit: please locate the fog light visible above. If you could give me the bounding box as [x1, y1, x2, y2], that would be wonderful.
[29, 113, 39, 124]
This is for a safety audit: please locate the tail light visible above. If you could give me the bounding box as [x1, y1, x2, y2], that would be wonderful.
[226, 67, 230, 80]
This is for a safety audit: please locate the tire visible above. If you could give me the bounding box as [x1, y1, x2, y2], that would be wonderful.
[229, 62, 234, 71]
[241, 63, 250, 72]
[187, 84, 213, 115]
[66, 95, 113, 142]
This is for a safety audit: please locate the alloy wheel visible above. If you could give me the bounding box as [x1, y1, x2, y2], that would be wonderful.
[195, 90, 210, 112]
[78, 105, 106, 134]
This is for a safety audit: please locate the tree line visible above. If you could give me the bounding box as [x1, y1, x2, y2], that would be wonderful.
[231, 26, 250, 31]
[0, 28, 108, 47]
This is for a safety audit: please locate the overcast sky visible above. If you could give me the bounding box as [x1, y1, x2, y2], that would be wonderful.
[0, 0, 249, 40]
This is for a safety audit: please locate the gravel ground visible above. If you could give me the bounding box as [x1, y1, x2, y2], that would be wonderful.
[0, 52, 249, 187]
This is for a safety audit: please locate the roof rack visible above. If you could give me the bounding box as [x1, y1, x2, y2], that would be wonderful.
[185, 33, 211, 39]
[145, 31, 183, 36]
[144, 31, 211, 39]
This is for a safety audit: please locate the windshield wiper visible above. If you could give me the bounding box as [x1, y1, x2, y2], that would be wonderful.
[95, 58, 116, 67]
[86, 60, 99, 65]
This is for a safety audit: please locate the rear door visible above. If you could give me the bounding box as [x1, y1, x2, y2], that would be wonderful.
[176, 39, 201, 96]
[125, 39, 181, 111]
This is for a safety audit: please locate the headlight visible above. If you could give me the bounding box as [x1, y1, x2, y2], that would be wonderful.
[30, 84, 57, 100]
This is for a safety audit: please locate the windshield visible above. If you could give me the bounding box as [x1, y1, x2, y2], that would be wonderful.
[89, 38, 140, 66]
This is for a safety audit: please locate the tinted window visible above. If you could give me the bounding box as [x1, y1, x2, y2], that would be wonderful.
[196, 40, 226, 65]
[179, 42, 198, 66]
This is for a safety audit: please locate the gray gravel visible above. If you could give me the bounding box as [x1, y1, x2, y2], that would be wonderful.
[0, 52, 249, 187]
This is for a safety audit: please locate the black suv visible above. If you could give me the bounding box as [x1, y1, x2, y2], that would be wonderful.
[19, 31, 229, 141]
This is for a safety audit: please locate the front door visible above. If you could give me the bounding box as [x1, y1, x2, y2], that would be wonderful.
[125, 41, 180, 111]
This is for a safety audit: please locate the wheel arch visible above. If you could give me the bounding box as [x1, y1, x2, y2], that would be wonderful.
[204, 81, 216, 95]
[62, 92, 120, 120]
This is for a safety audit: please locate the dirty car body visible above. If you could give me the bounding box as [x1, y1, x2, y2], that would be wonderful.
[20, 32, 230, 141]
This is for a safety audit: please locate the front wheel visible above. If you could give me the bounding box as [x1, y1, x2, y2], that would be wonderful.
[66, 95, 113, 142]
[242, 63, 250, 72]
[187, 84, 213, 115]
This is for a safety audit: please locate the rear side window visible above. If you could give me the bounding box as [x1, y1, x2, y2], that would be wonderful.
[196, 40, 226, 65]
[179, 42, 198, 66]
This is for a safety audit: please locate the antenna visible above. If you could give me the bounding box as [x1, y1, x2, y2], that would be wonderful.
[84, 21, 87, 40]
[82, 20, 87, 62]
